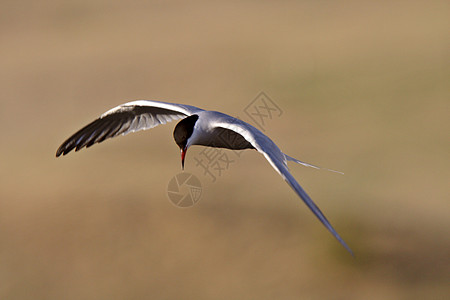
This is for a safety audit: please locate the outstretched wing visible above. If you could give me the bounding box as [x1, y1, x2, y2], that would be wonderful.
[56, 100, 204, 157]
[214, 119, 353, 255]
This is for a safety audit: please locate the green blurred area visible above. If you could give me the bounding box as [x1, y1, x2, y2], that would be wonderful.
[0, 1, 448, 299]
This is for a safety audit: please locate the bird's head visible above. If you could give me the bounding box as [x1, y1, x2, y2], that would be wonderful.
[173, 114, 199, 170]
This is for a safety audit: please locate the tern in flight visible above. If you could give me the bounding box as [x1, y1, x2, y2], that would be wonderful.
[56, 100, 353, 255]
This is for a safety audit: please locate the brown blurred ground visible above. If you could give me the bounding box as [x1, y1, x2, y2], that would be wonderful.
[0, 1, 449, 299]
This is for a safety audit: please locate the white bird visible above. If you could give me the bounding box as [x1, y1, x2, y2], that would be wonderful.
[56, 100, 353, 255]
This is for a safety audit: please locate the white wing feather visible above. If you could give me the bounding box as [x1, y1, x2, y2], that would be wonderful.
[214, 119, 353, 255]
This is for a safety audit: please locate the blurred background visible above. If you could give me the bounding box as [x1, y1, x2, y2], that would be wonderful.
[1, 1, 448, 299]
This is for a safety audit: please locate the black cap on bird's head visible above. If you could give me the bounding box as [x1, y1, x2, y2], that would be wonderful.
[173, 115, 199, 170]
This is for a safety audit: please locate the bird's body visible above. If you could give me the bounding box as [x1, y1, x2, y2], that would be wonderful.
[56, 100, 353, 255]
[188, 110, 258, 150]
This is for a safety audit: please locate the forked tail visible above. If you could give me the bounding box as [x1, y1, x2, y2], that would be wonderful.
[284, 154, 344, 175]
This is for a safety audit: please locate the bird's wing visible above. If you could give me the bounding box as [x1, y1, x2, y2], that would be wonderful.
[56, 100, 204, 157]
[196, 126, 255, 150]
[214, 119, 353, 255]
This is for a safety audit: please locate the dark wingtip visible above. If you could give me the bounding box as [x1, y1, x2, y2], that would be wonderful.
[56, 143, 73, 157]
[55, 147, 63, 157]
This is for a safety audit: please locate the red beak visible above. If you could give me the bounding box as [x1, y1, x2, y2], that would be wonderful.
[181, 147, 187, 170]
